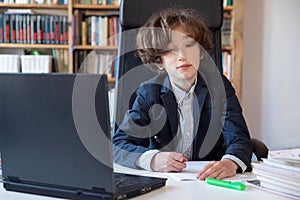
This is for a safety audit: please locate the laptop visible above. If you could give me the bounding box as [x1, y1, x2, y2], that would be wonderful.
[0, 73, 167, 200]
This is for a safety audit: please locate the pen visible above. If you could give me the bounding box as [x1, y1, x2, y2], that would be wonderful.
[205, 178, 246, 191]
[154, 135, 166, 149]
[154, 135, 173, 151]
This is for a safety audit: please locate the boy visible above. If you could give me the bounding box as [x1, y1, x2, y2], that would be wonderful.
[113, 7, 252, 180]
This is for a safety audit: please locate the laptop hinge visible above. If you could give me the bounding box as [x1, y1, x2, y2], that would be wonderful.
[7, 176, 21, 183]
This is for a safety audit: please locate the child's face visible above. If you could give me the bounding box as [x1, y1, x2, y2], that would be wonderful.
[161, 25, 200, 87]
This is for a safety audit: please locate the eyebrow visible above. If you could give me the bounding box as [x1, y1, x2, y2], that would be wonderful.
[183, 35, 194, 41]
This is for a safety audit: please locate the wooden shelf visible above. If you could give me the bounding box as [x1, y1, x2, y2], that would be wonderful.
[0, 3, 68, 9]
[73, 4, 119, 10]
[223, 6, 233, 11]
[222, 46, 233, 51]
[74, 45, 118, 51]
[0, 43, 70, 49]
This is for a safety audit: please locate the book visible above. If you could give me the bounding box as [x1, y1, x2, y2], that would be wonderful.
[255, 173, 300, 189]
[5, 9, 35, 15]
[268, 148, 300, 164]
[252, 162, 300, 181]
[246, 180, 300, 200]
[81, 21, 87, 45]
[262, 158, 300, 172]
[252, 148, 300, 199]
[0, 14, 3, 43]
[260, 179, 300, 198]
[73, 9, 80, 45]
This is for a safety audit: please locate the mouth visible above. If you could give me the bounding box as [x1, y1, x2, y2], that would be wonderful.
[177, 64, 192, 70]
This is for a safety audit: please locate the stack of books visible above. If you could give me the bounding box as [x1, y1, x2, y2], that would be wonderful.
[252, 148, 300, 198]
[0, 158, 2, 182]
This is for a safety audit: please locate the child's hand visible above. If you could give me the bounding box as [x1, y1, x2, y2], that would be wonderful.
[150, 152, 188, 172]
[197, 159, 238, 180]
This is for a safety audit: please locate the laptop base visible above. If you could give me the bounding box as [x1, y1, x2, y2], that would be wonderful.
[4, 181, 112, 200]
[3, 173, 167, 200]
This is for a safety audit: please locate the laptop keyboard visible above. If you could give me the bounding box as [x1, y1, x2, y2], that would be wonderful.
[114, 173, 143, 189]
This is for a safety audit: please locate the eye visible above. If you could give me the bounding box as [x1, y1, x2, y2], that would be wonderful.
[163, 48, 175, 54]
[185, 41, 197, 48]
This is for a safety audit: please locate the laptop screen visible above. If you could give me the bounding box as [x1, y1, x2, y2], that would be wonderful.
[0, 73, 115, 194]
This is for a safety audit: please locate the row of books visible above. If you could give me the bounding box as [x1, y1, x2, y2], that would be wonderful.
[73, 10, 120, 46]
[73, 50, 116, 77]
[52, 49, 69, 73]
[0, 0, 68, 4]
[222, 51, 231, 79]
[221, 17, 232, 47]
[74, 0, 119, 5]
[252, 148, 300, 199]
[223, 0, 233, 6]
[0, 13, 69, 44]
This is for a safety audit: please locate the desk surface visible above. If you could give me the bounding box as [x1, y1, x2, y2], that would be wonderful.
[0, 164, 288, 200]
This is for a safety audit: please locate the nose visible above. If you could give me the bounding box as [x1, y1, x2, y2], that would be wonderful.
[177, 49, 187, 61]
[179, 57, 187, 61]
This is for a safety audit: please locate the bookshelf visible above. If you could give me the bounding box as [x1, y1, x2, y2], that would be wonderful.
[222, 0, 244, 101]
[72, 1, 119, 81]
[0, 1, 244, 96]
[0, 1, 119, 82]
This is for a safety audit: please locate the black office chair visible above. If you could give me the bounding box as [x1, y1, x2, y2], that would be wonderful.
[114, 0, 223, 126]
[251, 138, 269, 161]
[114, 0, 268, 162]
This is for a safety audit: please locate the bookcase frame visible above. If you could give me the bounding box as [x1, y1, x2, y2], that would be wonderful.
[223, 0, 244, 101]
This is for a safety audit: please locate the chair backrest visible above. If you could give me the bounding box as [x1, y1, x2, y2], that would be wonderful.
[251, 138, 269, 161]
[114, 0, 224, 129]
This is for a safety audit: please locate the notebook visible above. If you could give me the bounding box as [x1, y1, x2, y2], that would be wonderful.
[0, 73, 167, 200]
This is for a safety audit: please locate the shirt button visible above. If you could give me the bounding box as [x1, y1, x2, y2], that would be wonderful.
[187, 131, 190, 136]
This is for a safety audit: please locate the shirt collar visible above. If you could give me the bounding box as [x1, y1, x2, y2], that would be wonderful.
[171, 78, 197, 105]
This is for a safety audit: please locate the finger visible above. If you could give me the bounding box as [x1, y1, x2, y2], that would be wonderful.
[172, 160, 187, 170]
[215, 171, 228, 180]
[157, 159, 186, 172]
[204, 167, 223, 180]
[198, 163, 221, 180]
[172, 153, 188, 163]
[165, 165, 183, 172]
[197, 161, 216, 176]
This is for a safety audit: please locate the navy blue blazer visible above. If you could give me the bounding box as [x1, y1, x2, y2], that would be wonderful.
[112, 72, 252, 172]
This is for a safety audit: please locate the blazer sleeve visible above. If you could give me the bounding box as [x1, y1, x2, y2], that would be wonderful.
[221, 76, 253, 171]
[112, 86, 155, 169]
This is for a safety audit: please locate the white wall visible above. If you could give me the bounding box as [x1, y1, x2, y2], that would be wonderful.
[243, 0, 300, 150]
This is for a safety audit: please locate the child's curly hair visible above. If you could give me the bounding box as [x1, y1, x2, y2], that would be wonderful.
[136, 7, 213, 72]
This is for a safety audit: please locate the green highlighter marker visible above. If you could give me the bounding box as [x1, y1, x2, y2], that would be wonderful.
[205, 178, 246, 191]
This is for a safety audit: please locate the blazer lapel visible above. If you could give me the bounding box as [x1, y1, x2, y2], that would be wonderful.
[193, 73, 208, 131]
[160, 91, 178, 140]
[192, 74, 209, 158]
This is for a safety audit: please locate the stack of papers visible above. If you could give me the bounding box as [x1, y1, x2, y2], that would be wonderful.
[166, 161, 210, 181]
[166, 161, 256, 182]
[0, 159, 2, 182]
[252, 148, 300, 198]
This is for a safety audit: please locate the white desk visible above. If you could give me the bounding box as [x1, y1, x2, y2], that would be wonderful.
[0, 164, 288, 200]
